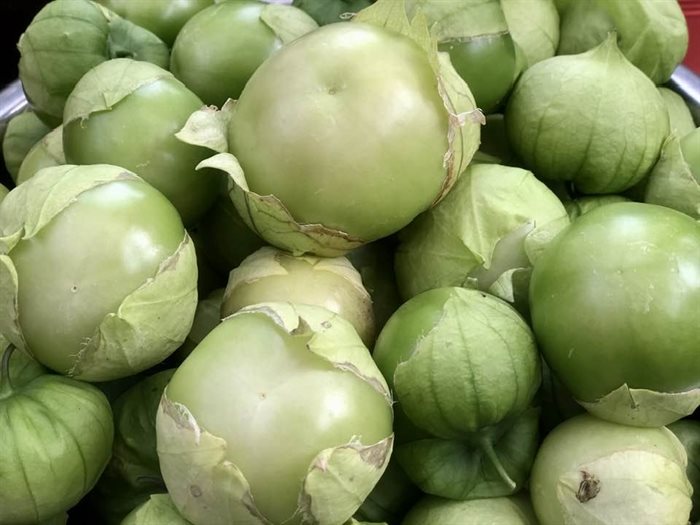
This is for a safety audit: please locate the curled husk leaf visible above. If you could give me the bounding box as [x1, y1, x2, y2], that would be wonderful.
[395, 163, 569, 312]
[0, 346, 114, 524]
[402, 493, 538, 525]
[506, 34, 669, 194]
[558, 0, 688, 84]
[16, 125, 65, 185]
[0, 164, 198, 381]
[643, 133, 700, 219]
[0, 184, 8, 204]
[222, 246, 375, 346]
[121, 494, 192, 525]
[530, 414, 692, 525]
[157, 303, 394, 525]
[2, 111, 51, 181]
[18, 0, 169, 126]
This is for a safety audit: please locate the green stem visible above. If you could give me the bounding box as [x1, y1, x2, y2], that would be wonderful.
[479, 435, 517, 491]
[0, 344, 15, 399]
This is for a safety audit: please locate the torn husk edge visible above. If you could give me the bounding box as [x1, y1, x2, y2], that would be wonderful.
[577, 384, 700, 427]
[156, 395, 270, 525]
[299, 435, 394, 525]
[196, 152, 365, 256]
[69, 233, 198, 381]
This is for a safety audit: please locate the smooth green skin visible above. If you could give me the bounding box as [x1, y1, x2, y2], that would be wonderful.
[230, 22, 450, 241]
[166, 312, 393, 524]
[402, 494, 537, 525]
[0, 350, 114, 524]
[668, 420, 700, 521]
[10, 179, 185, 375]
[292, 0, 371, 25]
[221, 250, 375, 346]
[530, 414, 690, 525]
[530, 202, 700, 402]
[171, 1, 282, 106]
[195, 194, 265, 276]
[440, 33, 517, 114]
[373, 287, 454, 393]
[16, 125, 65, 185]
[659, 88, 696, 139]
[98, 0, 214, 46]
[681, 127, 700, 175]
[63, 78, 220, 225]
[2, 111, 51, 181]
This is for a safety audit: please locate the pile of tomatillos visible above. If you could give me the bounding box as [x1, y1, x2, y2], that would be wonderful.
[0, 0, 699, 524]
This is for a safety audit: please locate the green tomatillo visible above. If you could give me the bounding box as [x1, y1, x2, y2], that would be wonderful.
[156, 302, 394, 525]
[530, 414, 692, 525]
[62, 58, 221, 225]
[506, 34, 669, 194]
[0, 164, 198, 382]
[402, 494, 538, 525]
[178, 0, 481, 256]
[373, 287, 541, 500]
[0, 345, 114, 524]
[530, 202, 700, 427]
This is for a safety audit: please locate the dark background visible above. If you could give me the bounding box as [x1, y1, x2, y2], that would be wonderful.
[0, 1, 47, 87]
[0, 1, 47, 188]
